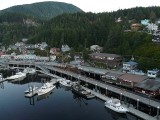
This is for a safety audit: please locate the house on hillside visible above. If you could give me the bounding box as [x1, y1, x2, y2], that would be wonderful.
[134, 78, 160, 96]
[89, 53, 122, 69]
[147, 69, 160, 78]
[152, 35, 160, 42]
[61, 44, 71, 52]
[117, 73, 148, 88]
[50, 48, 60, 55]
[131, 23, 141, 31]
[90, 45, 103, 53]
[147, 23, 158, 32]
[141, 19, 150, 26]
[123, 61, 138, 73]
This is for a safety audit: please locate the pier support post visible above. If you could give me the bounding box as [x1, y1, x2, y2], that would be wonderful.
[137, 99, 139, 110]
[105, 88, 107, 96]
[71, 75, 72, 81]
[120, 93, 122, 103]
[95, 84, 97, 92]
[157, 106, 159, 119]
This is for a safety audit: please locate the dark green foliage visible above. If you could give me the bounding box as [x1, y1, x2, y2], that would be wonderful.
[0, 1, 83, 20]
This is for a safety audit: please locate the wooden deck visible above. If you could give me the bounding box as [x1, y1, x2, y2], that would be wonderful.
[82, 86, 159, 120]
[45, 66, 160, 109]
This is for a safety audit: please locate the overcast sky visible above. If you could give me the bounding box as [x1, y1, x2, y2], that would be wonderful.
[0, 0, 160, 13]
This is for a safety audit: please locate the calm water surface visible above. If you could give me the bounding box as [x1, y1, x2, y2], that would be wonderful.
[0, 73, 141, 120]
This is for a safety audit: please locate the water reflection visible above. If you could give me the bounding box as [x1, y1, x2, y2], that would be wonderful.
[37, 91, 52, 101]
[73, 94, 88, 107]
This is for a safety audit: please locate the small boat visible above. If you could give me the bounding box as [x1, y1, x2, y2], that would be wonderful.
[72, 84, 95, 99]
[37, 82, 55, 96]
[23, 67, 36, 74]
[25, 86, 39, 94]
[59, 79, 73, 87]
[7, 72, 26, 82]
[105, 98, 128, 113]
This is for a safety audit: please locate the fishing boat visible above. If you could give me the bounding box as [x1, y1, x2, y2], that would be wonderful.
[59, 79, 73, 87]
[105, 98, 128, 113]
[72, 84, 95, 99]
[7, 72, 26, 82]
[37, 82, 55, 96]
[23, 67, 36, 74]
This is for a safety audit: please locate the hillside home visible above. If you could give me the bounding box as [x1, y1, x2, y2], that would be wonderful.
[141, 19, 150, 26]
[147, 69, 160, 78]
[117, 73, 148, 88]
[89, 53, 122, 69]
[61, 44, 71, 52]
[131, 23, 141, 31]
[134, 78, 160, 96]
[90, 45, 103, 53]
[123, 61, 138, 73]
[50, 48, 60, 55]
[155, 19, 160, 24]
[115, 17, 122, 23]
[147, 23, 158, 31]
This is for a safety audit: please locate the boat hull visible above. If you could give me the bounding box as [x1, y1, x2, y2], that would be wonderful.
[38, 85, 55, 96]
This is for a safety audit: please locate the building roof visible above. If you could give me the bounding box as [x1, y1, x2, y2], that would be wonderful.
[89, 53, 121, 58]
[123, 61, 138, 66]
[118, 73, 148, 83]
[105, 72, 123, 78]
[135, 78, 160, 91]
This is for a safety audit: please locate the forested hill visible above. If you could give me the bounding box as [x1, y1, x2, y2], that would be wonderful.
[29, 6, 160, 70]
[0, 1, 83, 20]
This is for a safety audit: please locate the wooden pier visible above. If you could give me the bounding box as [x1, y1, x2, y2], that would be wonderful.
[82, 86, 159, 120]
[25, 78, 59, 98]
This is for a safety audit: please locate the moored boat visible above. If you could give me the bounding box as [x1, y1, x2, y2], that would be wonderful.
[59, 79, 73, 87]
[7, 72, 26, 82]
[105, 98, 128, 113]
[72, 84, 95, 99]
[37, 82, 55, 96]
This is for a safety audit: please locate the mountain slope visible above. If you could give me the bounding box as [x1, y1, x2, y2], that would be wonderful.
[0, 1, 83, 20]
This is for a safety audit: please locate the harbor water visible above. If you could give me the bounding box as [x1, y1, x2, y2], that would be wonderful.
[0, 71, 142, 120]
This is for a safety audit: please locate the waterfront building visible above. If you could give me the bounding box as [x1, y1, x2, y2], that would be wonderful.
[117, 73, 148, 88]
[131, 23, 141, 31]
[123, 61, 138, 73]
[134, 78, 160, 96]
[89, 53, 122, 69]
[147, 69, 160, 78]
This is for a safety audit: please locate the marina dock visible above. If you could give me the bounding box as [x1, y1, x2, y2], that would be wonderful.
[82, 86, 159, 120]
[25, 78, 59, 98]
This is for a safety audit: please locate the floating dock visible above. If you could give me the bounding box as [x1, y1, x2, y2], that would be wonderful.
[25, 78, 59, 98]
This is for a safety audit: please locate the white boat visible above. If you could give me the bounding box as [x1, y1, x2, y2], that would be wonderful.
[24, 86, 39, 94]
[59, 79, 73, 87]
[105, 98, 128, 113]
[7, 72, 26, 81]
[37, 82, 55, 96]
[23, 67, 36, 74]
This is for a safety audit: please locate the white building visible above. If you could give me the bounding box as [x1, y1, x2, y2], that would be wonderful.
[90, 45, 103, 52]
[123, 61, 138, 73]
[61, 45, 71, 52]
[147, 23, 158, 31]
[147, 69, 160, 78]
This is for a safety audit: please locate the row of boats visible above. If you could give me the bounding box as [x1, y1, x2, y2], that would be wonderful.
[24, 78, 128, 114]
[6, 68, 36, 82]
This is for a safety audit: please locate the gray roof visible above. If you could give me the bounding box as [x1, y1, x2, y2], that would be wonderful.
[135, 79, 160, 91]
[124, 61, 138, 65]
[89, 53, 121, 58]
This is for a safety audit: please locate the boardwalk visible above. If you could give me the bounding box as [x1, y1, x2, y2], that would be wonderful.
[82, 86, 159, 120]
[45, 66, 160, 109]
